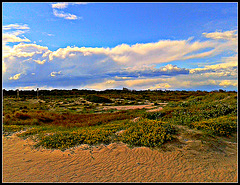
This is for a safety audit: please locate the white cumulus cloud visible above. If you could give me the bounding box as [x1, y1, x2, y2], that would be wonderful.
[203, 30, 237, 40]
[53, 9, 80, 20]
[3, 33, 30, 43]
[3, 23, 30, 30]
[51, 2, 88, 9]
[52, 2, 68, 9]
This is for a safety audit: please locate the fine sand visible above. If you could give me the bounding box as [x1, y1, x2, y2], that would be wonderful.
[146, 107, 163, 112]
[102, 104, 156, 111]
[2, 134, 237, 182]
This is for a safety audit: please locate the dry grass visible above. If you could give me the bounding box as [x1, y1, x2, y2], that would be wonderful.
[3, 110, 136, 128]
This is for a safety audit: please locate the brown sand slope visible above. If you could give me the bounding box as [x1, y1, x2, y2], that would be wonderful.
[2, 134, 237, 182]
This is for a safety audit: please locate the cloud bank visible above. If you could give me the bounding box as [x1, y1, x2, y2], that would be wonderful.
[2, 28, 238, 91]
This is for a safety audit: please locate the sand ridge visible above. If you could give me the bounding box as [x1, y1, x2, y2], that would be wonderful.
[2, 134, 237, 182]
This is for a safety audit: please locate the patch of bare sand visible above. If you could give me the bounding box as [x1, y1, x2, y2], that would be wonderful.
[102, 104, 156, 111]
[146, 107, 163, 112]
[3, 134, 237, 182]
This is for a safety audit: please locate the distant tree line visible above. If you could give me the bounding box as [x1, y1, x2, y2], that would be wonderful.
[2, 88, 236, 102]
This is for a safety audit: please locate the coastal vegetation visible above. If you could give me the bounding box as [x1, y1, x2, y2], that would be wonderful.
[3, 89, 237, 151]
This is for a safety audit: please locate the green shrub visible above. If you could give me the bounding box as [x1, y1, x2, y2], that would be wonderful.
[120, 119, 176, 147]
[17, 127, 49, 138]
[35, 127, 115, 150]
[160, 92, 237, 136]
[85, 94, 113, 103]
[3, 125, 26, 135]
[15, 112, 31, 120]
[143, 112, 164, 120]
[189, 115, 237, 136]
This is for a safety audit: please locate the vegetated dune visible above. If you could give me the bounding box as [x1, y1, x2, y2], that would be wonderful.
[2, 133, 237, 182]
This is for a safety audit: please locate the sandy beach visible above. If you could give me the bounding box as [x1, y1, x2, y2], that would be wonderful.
[2, 133, 237, 182]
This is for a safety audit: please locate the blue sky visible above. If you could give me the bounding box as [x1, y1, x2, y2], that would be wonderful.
[2, 2, 238, 91]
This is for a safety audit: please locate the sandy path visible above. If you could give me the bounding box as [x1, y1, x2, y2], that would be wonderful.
[146, 107, 163, 112]
[102, 104, 156, 110]
[3, 135, 237, 182]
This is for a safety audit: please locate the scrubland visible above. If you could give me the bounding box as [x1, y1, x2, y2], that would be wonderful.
[2, 90, 238, 182]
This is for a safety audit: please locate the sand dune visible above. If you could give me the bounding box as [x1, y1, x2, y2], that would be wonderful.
[2, 134, 237, 182]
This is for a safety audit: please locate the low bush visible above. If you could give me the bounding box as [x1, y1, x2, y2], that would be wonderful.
[15, 112, 31, 120]
[143, 112, 165, 120]
[159, 92, 237, 136]
[85, 94, 113, 103]
[120, 119, 176, 147]
[2, 125, 26, 136]
[34, 120, 129, 150]
[189, 115, 237, 137]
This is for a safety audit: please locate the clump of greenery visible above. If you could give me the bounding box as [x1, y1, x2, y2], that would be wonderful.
[35, 129, 112, 150]
[14, 112, 31, 119]
[20, 118, 176, 150]
[145, 92, 237, 137]
[2, 125, 27, 136]
[143, 112, 164, 120]
[85, 94, 113, 103]
[16, 127, 50, 138]
[3, 111, 39, 126]
[32, 120, 129, 150]
[189, 115, 237, 137]
[120, 118, 176, 147]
